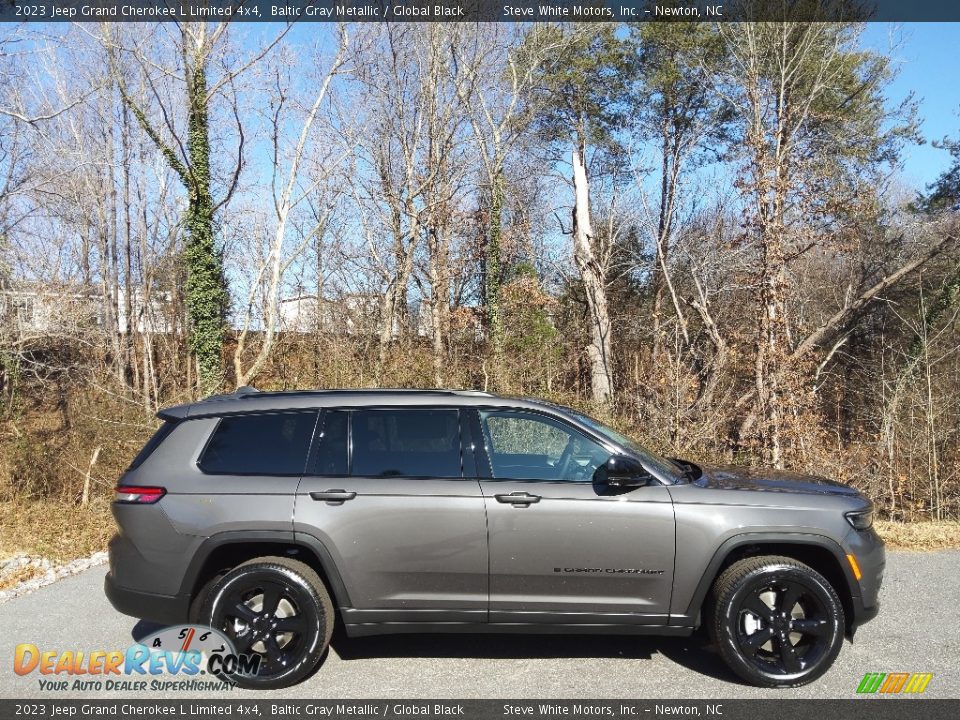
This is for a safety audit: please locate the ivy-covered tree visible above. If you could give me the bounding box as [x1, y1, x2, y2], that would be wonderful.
[102, 23, 257, 395]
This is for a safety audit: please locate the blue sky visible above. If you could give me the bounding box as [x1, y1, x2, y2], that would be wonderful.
[243, 21, 959, 197]
[861, 23, 960, 191]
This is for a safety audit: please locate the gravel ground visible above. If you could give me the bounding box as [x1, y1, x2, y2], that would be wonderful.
[0, 552, 108, 602]
[0, 550, 957, 699]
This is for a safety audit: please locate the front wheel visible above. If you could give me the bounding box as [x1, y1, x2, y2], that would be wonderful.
[708, 555, 845, 687]
[199, 556, 334, 689]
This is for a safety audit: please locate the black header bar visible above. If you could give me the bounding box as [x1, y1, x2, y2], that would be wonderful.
[2, 0, 960, 23]
[1, 701, 960, 720]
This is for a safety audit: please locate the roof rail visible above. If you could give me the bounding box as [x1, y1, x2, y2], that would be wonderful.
[230, 387, 495, 399]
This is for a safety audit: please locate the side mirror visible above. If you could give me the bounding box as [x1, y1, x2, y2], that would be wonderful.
[599, 455, 652, 488]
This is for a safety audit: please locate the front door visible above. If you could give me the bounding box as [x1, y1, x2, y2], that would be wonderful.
[472, 408, 676, 625]
[294, 407, 488, 626]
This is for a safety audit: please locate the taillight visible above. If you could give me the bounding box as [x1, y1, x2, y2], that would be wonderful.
[114, 486, 166, 504]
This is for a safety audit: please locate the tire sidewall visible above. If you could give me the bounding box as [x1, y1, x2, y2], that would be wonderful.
[201, 563, 327, 690]
[717, 563, 844, 687]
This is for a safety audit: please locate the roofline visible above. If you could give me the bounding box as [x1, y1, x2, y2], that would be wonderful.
[228, 386, 497, 400]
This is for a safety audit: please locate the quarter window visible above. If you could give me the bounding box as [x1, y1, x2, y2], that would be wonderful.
[479, 410, 608, 482]
[129, 420, 178, 470]
[199, 412, 317, 475]
[351, 408, 461, 478]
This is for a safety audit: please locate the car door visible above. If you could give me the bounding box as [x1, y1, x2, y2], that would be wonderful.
[294, 406, 488, 626]
[472, 408, 676, 626]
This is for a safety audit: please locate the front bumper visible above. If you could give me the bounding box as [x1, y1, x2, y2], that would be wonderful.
[845, 525, 885, 635]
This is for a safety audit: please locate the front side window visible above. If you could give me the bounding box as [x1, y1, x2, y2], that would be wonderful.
[566, 410, 683, 482]
[479, 410, 609, 482]
[351, 408, 461, 478]
[199, 412, 317, 475]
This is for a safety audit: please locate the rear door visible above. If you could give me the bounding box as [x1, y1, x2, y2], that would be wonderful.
[294, 407, 488, 625]
[472, 408, 676, 626]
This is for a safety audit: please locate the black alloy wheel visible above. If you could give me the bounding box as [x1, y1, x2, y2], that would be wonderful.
[709, 555, 845, 687]
[200, 556, 333, 689]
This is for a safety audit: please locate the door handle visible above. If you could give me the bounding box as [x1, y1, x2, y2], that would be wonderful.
[495, 492, 541, 506]
[310, 490, 357, 502]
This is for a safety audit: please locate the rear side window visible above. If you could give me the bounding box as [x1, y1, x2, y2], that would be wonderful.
[351, 408, 461, 478]
[199, 412, 317, 475]
[129, 421, 178, 470]
[312, 410, 348, 476]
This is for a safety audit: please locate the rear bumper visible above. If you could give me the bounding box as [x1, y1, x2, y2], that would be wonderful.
[104, 571, 189, 626]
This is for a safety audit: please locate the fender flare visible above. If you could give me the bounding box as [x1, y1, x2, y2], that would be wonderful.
[177, 530, 353, 610]
[670, 531, 860, 627]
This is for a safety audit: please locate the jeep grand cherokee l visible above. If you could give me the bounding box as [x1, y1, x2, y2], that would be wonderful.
[105, 387, 884, 689]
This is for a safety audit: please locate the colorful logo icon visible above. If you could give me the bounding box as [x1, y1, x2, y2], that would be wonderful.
[856, 672, 933, 694]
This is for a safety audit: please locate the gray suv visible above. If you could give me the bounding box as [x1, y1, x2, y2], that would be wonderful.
[105, 388, 883, 689]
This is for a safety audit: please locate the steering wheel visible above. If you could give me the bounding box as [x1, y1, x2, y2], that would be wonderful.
[555, 436, 576, 478]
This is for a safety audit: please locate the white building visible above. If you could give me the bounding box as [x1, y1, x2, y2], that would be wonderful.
[278, 293, 380, 335]
[0, 283, 174, 337]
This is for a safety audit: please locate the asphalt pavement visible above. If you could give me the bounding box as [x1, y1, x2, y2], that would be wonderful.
[1, 551, 957, 699]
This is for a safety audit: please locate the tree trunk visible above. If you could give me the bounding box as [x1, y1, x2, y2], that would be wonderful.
[571, 145, 613, 404]
[378, 225, 417, 371]
[183, 51, 228, 396]
[650, 126, 672, 363]
[429, 228, 450, 388]
[486, 165, 505, 367]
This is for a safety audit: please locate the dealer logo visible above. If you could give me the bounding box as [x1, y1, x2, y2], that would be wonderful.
[13, 624, 260, 691]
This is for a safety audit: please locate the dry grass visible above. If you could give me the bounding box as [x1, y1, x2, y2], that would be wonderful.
[874, 520, 960, 551]
[0, 497, 114, 563]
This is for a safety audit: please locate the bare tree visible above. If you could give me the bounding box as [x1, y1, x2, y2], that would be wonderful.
[349, 25, 474, 381]
[99, 22, 289, 395]
[233, 28, 350, 388]
[717, 21, 923, 464]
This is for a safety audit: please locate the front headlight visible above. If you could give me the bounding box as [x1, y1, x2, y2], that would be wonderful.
[845, 509, 874, 531]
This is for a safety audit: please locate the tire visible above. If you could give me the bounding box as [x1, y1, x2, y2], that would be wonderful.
[189, 573, 223, 624]
[708, 555, 845, 688]
[198, 556, 334, 690]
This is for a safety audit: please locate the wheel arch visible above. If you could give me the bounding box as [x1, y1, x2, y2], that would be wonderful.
[180, 531, 352, 618]
[674, 533, 859, 635]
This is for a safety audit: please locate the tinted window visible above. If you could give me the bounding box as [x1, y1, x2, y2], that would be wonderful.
[129, 421, 178, 470]
[312, 410, 348, 476]
[479, 410, 608, 482]
[352, 409, 461, 478]
[567, 410, 682, 482]
[200, 412, 317, 475]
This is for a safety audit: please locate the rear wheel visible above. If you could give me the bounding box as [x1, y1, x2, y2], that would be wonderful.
[708, 555, 845, 687]
[198, 556, 334, 689]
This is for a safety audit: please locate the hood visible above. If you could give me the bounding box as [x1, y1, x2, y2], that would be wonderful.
[694, 464, 862, 497]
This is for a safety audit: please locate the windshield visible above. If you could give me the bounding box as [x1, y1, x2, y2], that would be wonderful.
[567, 411, 684, 483]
